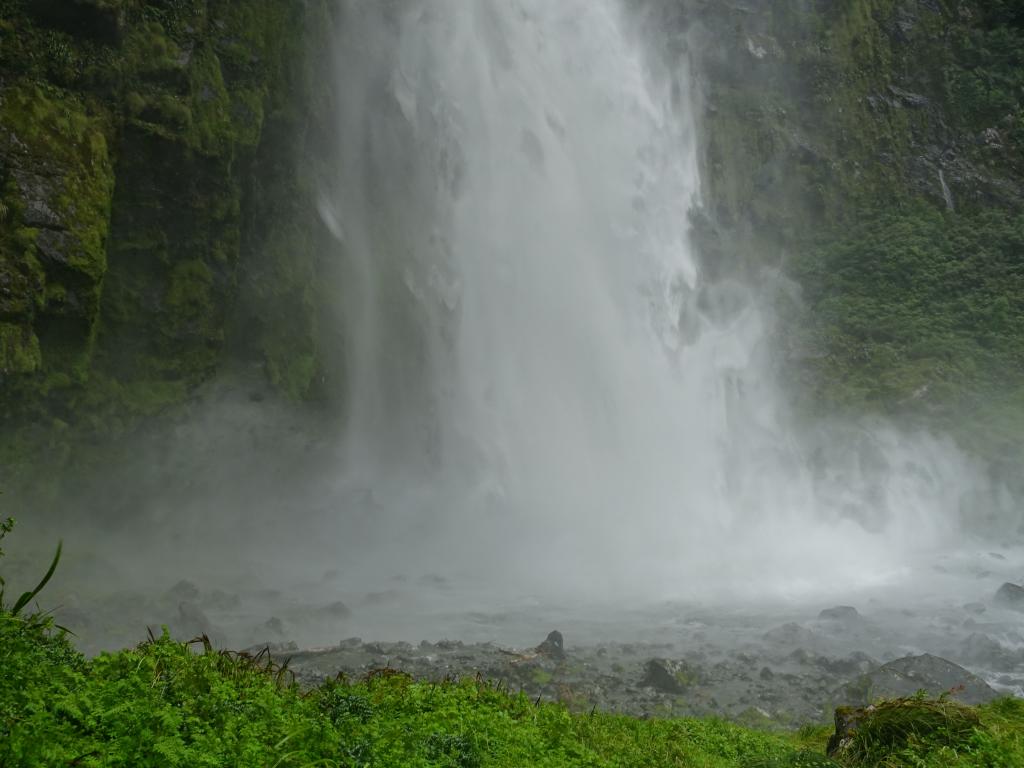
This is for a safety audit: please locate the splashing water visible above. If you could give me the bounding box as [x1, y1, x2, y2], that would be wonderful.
[322, 0, 1001, 604]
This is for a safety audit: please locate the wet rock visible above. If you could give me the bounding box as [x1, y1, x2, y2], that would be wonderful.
[759, 666, 774, 681]
[23, 197, 61, 229]
[640, 658, 701, 694]
[202, 589, 241, 611]
[818, 652, 877, 677]
[960, 633, 1021, 667]
[818, 606, 861, 624]
[788, 648, 815, 664]
[339, 637, 363, 649]
[836, 653, 999, 706]
[994, 582, 1024, 611]
[763, 622, 820, 647]
[887, 85, 930, 109]
[319, 600, 352, 619]
[167, 580, 201, 601]
[536, 630, 565, 660]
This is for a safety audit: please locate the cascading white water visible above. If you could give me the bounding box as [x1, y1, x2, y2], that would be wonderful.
[322, 0, 1002, 602]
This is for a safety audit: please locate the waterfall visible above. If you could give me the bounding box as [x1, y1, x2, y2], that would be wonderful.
[321, 0, 995, 602]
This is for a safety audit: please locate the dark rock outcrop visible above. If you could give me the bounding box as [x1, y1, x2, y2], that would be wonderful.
[640, 658, 701, 694]
[835, 653, 999, 706]
[994, 582, 1024, 611]
[535, 630, 566, 660]
[818, 606, 861, 623]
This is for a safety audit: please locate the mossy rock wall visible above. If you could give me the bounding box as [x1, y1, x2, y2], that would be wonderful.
[0, 0, 337, 486]
[687, 0, 1024, 490]
[2, 0, 1022, 503]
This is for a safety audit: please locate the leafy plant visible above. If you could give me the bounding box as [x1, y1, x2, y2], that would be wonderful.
[0, 517, 62, 617]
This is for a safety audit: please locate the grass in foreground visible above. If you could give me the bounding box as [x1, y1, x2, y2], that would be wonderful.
[2, 614, 1024, 768]
[1, 523, 1022, 767]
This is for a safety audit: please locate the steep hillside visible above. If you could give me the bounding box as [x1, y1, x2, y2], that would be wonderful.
[1, 0, 1022, 507]
[0, 0, 337, 489]
[689, 0, 1024, 491]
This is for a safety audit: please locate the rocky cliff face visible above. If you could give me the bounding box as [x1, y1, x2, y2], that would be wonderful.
[0, 0, 337, 487]
[685, 0, 1024, 492]
[1, 0, 1022, 504]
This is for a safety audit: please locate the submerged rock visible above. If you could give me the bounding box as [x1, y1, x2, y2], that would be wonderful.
[836, 653, 999, 706]
[994, 583, 1024, 611]
[167, 580, 201, 602]
[818, 606, 861, 623]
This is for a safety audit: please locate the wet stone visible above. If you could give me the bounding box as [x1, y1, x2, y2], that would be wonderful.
[994, 582, 1024, 611]
[536, 630, 566, 659]
[836, 653, 1000, 707]
[167, 580, 201, 602]
[641, 658, 701, 694]
[319, 600, 351, 619]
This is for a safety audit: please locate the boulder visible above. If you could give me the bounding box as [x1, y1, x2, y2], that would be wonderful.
[827, 698, 979, 761]
[535, 630, 566, 660]
[819, 605, 861, 623]
[640, 658, 701, 694]
[835, 653, 999, 706]
[960, 633, 1022, 667]
[994, 582, 1024, 611]
[763, 622, 820, 647]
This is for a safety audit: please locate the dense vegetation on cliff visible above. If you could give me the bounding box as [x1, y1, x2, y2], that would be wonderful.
[1, 1, 1022, 500]
[694, 0, 1024, 487]
[0, 0, 335, 489]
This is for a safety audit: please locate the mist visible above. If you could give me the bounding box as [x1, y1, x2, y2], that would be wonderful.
[5, 0, 1023, 707]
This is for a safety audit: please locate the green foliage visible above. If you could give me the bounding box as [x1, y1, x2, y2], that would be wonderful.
[786, 204, 1024, 472]
[1, 543, 1022, 768]
[829, 697, 982, 768]
[0, 516, 13, 561]
[944, 22, 1024, 155]
[0, 518, 63, 619]
[0, 322, 41, 374]
[1, 531, 829, 766]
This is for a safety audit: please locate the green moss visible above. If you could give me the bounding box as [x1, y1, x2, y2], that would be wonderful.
[0, 322, 41, 374]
